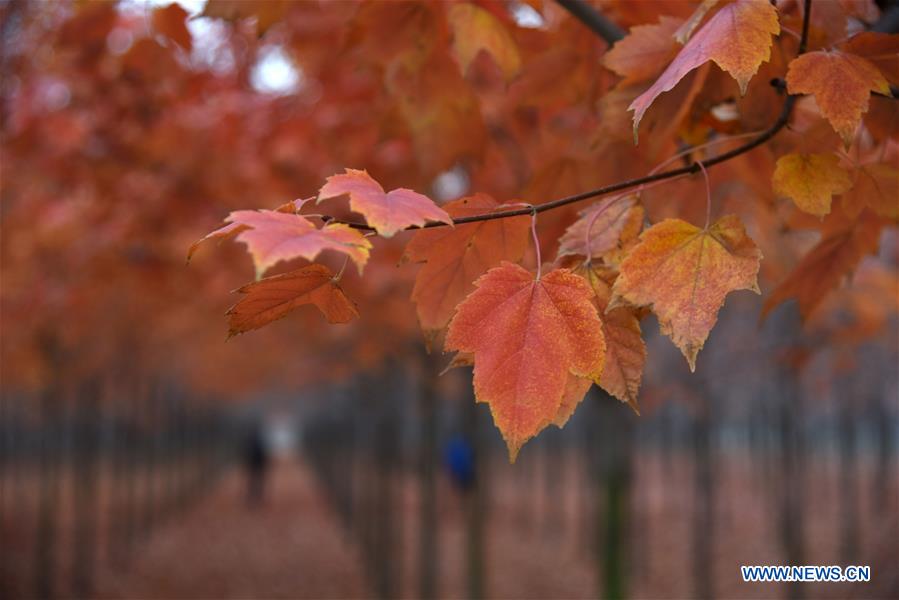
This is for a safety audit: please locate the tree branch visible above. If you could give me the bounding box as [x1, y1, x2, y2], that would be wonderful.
[324, 0, 814, 233]
[554, 0, 624, 44]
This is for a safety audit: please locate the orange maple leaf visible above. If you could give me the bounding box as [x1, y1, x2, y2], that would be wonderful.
[318, 169, 452, 238]
[445, 263, 606, 461]
[610, 216, 761, 372]
[227, 264, 358, 337]
[629, 0, 779, 140]
[772, 153, 852, 217]
[227, 210, 371, 278]
[404, 193, 530, 340]
[786, 50, 891, 145]
[762, 213, 885, 320]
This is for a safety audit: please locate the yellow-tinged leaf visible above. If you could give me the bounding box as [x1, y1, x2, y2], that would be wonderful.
[447, 3, 521, 82]
[610, 216, 761, 372]
[629, 0, 779, 140]
[786, 50, 892, 144]
[227, 264, 358, 337]
[445, 263, 606, 461]
[318, 169, 452, 238]
[404, 194, 530, 340]
[772, 153, 852, 217]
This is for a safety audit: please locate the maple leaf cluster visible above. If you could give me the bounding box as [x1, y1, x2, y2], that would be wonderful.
[1, 1, 896, 460]
[187, 0, 897, 460]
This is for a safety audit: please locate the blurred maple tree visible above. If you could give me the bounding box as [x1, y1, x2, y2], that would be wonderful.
[2, 0, 896, 460]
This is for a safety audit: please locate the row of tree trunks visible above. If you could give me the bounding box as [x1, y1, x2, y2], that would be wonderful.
[1, 373, 237, 599]
[302, 360, 492, 600]
[299, 339, 896, 600]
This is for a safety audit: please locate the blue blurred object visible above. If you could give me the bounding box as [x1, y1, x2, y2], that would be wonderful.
[443, 434, 475, 491]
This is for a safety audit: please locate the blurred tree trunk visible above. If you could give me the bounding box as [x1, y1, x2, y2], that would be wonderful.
[692, 389, 715, 600]
[629, 426, 648, 584]
[595, 389, 634, 600]
[778, 389, 805, 600]
[34, 385, 61, 600]
[374, 369, 397, 599]
[338, 389, 357, 532]
[163, 391, 180, 518]
[70, 379, 100, 598]
[872, 387, 895, 519]
[543, 430, 563, 536]
[141, 381, 158, 539]
[354, 375, 376, 572]
[0, 393, 6, 525]
[116, 388, 140, 566]
[770, 306, 805, 600]
[33, 332, 66, 600]
[838, 381, 859, 564]
[464, 380, 486, 600]
[578, 423, 594, 557]
[867, 341, 896, 557]
[418, 352, 440, 600]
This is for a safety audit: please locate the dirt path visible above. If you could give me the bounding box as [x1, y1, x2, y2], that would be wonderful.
[95, 460, 368, 599]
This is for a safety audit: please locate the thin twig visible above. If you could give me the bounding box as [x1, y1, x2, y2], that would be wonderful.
[529, 206, 542, 280]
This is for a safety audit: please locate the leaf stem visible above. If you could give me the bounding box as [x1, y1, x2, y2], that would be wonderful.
[780, 25, 801, 41]
[529, 206, 542, 280]
[333, 255, 350, 282]
[696, 159, 712, 229]
[583, 195, 624, 263]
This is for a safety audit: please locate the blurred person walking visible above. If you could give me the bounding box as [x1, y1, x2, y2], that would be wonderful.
[244, 425, 270, 507]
